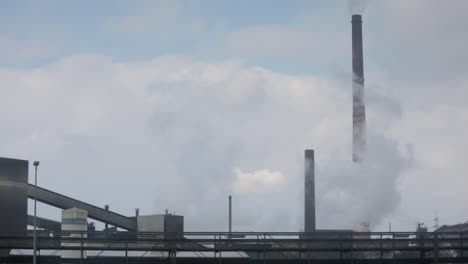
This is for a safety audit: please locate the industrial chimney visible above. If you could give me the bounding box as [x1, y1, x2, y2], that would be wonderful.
[304, 149, 315, 232]
[352, 14, 366, 163]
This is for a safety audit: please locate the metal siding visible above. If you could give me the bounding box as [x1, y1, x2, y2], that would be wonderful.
[137, 215, 165, 232]
[0, 158, 28, 236]
[165, 215, 184, 238]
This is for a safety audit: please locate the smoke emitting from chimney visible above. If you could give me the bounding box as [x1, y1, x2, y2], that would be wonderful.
[352, 14, 366, 163]
[349, 0, 368, 15]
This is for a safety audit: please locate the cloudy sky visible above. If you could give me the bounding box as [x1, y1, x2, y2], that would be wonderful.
[2, 0, 468, 232]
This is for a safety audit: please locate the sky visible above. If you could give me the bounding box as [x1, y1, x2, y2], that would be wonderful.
[1, 0, 468, 232]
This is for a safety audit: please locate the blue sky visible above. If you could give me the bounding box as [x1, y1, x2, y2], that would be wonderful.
[0, 0, 351, 73]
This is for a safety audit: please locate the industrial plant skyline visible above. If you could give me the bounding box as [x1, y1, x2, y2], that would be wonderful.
[1, 0, 468, 234]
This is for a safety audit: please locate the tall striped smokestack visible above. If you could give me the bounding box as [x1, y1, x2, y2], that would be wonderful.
[352, 14, 366, 163]
[304, 149, 315, 232]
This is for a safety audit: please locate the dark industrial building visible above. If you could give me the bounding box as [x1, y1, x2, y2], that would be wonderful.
[0, 158, 28, 237]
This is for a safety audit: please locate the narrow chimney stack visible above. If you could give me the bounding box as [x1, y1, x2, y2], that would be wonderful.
[304, 149, 316, 232]
[228, 195, 232, 234]
[352, 14, 366, 162]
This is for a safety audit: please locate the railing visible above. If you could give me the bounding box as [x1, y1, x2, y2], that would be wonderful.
[1, 231, 468, 262]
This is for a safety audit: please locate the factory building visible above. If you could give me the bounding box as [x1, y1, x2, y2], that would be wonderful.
[0, 158, 184, 235]
[136, 213, 184, 239]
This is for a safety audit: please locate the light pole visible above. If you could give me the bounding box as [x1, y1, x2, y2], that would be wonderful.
[33, 161, 40, 264]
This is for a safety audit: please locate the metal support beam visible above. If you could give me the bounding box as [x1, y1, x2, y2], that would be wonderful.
[26, 184, 137, 230]
[27, 215, 61, 232]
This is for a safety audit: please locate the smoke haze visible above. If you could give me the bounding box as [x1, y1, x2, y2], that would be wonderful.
[349, 0, 369, 15]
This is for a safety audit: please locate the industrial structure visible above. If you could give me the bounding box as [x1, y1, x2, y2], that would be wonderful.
[304, 149, 315, 233]
[1, 13, 466, 264]
[352, 14, 366, 163]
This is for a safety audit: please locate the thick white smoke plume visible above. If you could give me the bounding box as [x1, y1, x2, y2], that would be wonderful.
[0, 55, 413, 232]
[314, 71, 412, 230]
[316, 130, 413, 230]
[349, 0, 369, 15]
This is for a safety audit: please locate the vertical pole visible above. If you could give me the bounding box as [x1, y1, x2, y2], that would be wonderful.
[460, 234, 465, 258]
[304, 150, 315, 232]
[33, 161, 40, 264]
[125, 242, 128, 264]
[257, 234, 259, 262]
[80, 232, 83, 264]
[380, 234, 383, 260]
[299, 237, 302, 262]
[104, 205, 109, 231]
[418, 223, 425, 263]
[262, 233, 266, 264]
[340, 240, 343, 262]
[228, 195, 232, 235]
[434, 233, 439, 264]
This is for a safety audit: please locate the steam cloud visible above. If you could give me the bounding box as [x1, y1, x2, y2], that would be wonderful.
[349, 0, 369, 15]
[316, 130, 413, 230]
[0, 54, 413, 232]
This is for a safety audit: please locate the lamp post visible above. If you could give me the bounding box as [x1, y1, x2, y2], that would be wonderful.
[33, 161, 40, 264]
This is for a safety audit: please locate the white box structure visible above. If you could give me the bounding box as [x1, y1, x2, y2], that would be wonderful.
[61, 208, 87, 262]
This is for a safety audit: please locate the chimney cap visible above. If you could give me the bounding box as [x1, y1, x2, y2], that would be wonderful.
[352, 14, 362, 22]
[305, 149, 314, 159]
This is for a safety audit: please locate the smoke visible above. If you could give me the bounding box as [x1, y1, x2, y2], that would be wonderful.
[349, 0, 369, 15]
[316, 120, 413, 231]
[0, 54, 415, 232]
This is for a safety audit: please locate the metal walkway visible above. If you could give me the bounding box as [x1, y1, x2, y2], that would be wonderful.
[26, 184, 137, 230]
[1, 231, 468, 263]
[27, 215, 61, 232]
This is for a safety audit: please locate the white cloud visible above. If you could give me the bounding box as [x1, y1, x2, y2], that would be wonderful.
[0, 49, 467, 232]
[0, 54, 349, 231]
[232, 167, 285, 193]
